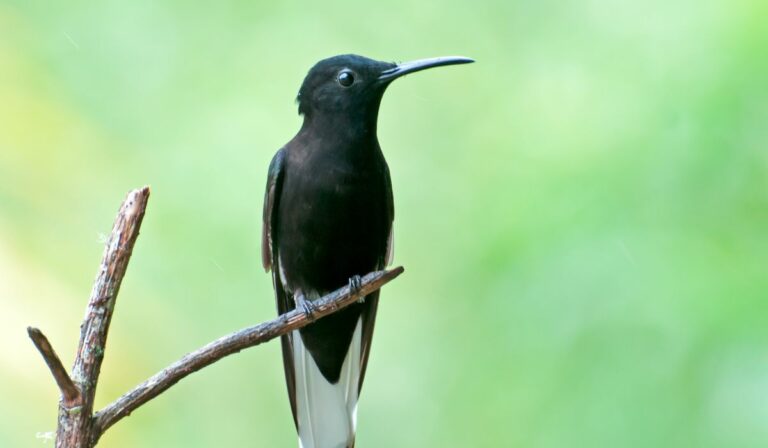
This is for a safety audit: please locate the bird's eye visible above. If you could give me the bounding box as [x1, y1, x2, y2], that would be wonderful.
[338, 71, 355, 87]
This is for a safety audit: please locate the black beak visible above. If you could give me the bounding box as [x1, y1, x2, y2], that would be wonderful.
[378, 56, 474, 82]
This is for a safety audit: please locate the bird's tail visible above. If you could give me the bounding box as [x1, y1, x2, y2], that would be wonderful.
[292, 318, 363, 448]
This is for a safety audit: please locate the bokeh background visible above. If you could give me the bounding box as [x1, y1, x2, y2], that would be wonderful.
[2, 0, 767, 446]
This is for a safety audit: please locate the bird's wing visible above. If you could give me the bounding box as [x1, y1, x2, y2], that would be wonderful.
[261, 149, 299, 426]
[358, 163, 395, 393]
[383, 162, 395, 266]
[358, 289, 379, 393]
[261, 149, 286, 272]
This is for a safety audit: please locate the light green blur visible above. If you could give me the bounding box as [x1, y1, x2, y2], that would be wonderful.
[1, 0, 767, 446]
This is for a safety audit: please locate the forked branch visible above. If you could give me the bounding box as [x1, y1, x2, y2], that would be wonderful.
[27, 187, 403, 448]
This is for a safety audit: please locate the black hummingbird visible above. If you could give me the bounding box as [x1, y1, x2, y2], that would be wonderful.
[261, 54, 473, 448]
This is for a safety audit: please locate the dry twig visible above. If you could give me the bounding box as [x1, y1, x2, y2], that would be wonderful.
[28, 187, 403, 447]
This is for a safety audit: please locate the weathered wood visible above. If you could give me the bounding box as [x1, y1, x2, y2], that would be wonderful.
[57, 187, 149, 448]
[27, 327, 80, 406]
[94, 267, 403, 433]
[27, 186, 404, 447]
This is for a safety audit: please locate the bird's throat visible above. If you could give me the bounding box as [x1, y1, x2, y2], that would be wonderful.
[300, 112, 380, 149]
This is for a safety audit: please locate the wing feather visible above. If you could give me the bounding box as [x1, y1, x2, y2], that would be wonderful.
[261, 149, 286, 272]
[359, 163, 394, 391]
[261, 149, 298, 426]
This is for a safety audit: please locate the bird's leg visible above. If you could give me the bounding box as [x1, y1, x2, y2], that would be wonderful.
[294, 289, 316, 321]
[348, 275, 364, 303]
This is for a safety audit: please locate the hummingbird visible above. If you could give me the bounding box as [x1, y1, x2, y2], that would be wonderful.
[261, 54, 473, 448]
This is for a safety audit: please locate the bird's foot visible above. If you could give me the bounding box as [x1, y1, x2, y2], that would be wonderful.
[349, 275, 364, 303]
[295, 290, 316, 322]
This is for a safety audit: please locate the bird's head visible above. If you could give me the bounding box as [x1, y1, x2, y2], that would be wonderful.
[296, 54, 473, 125]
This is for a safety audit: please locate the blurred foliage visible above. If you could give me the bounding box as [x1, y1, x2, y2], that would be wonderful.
[1, 0, 768, 446]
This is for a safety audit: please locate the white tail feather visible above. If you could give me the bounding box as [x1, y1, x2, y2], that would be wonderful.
[293, 318, 363, 448]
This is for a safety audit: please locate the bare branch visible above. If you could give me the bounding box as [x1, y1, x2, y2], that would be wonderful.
[27, 327, 81, 406]
[29, 186, 404, 447]
[56, 187, 150, 448]
[93, 266, 403, 433]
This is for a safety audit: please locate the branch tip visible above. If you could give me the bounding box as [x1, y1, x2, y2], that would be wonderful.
[27, 327, 81, 405]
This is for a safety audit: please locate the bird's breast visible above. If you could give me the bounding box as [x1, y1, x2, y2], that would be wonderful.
[277, 149, 390, 292]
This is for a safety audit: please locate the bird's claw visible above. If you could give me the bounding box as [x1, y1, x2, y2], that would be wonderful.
[349, 275, 364, 303]
[295, 291, 316, 322]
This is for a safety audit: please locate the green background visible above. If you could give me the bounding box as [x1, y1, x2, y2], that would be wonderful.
[1, 0, 767, 446]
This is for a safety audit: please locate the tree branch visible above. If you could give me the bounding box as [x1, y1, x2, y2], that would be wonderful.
[27, 327, 81, 406]
[93, 266, 403, 433]
[28, 186, 404, 447]
[55, 187, 150, 448]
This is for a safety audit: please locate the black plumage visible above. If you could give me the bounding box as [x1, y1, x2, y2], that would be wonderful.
[261, 54, 472, 448]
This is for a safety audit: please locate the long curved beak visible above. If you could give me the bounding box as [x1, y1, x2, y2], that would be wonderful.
[378, 56, 474, 82]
